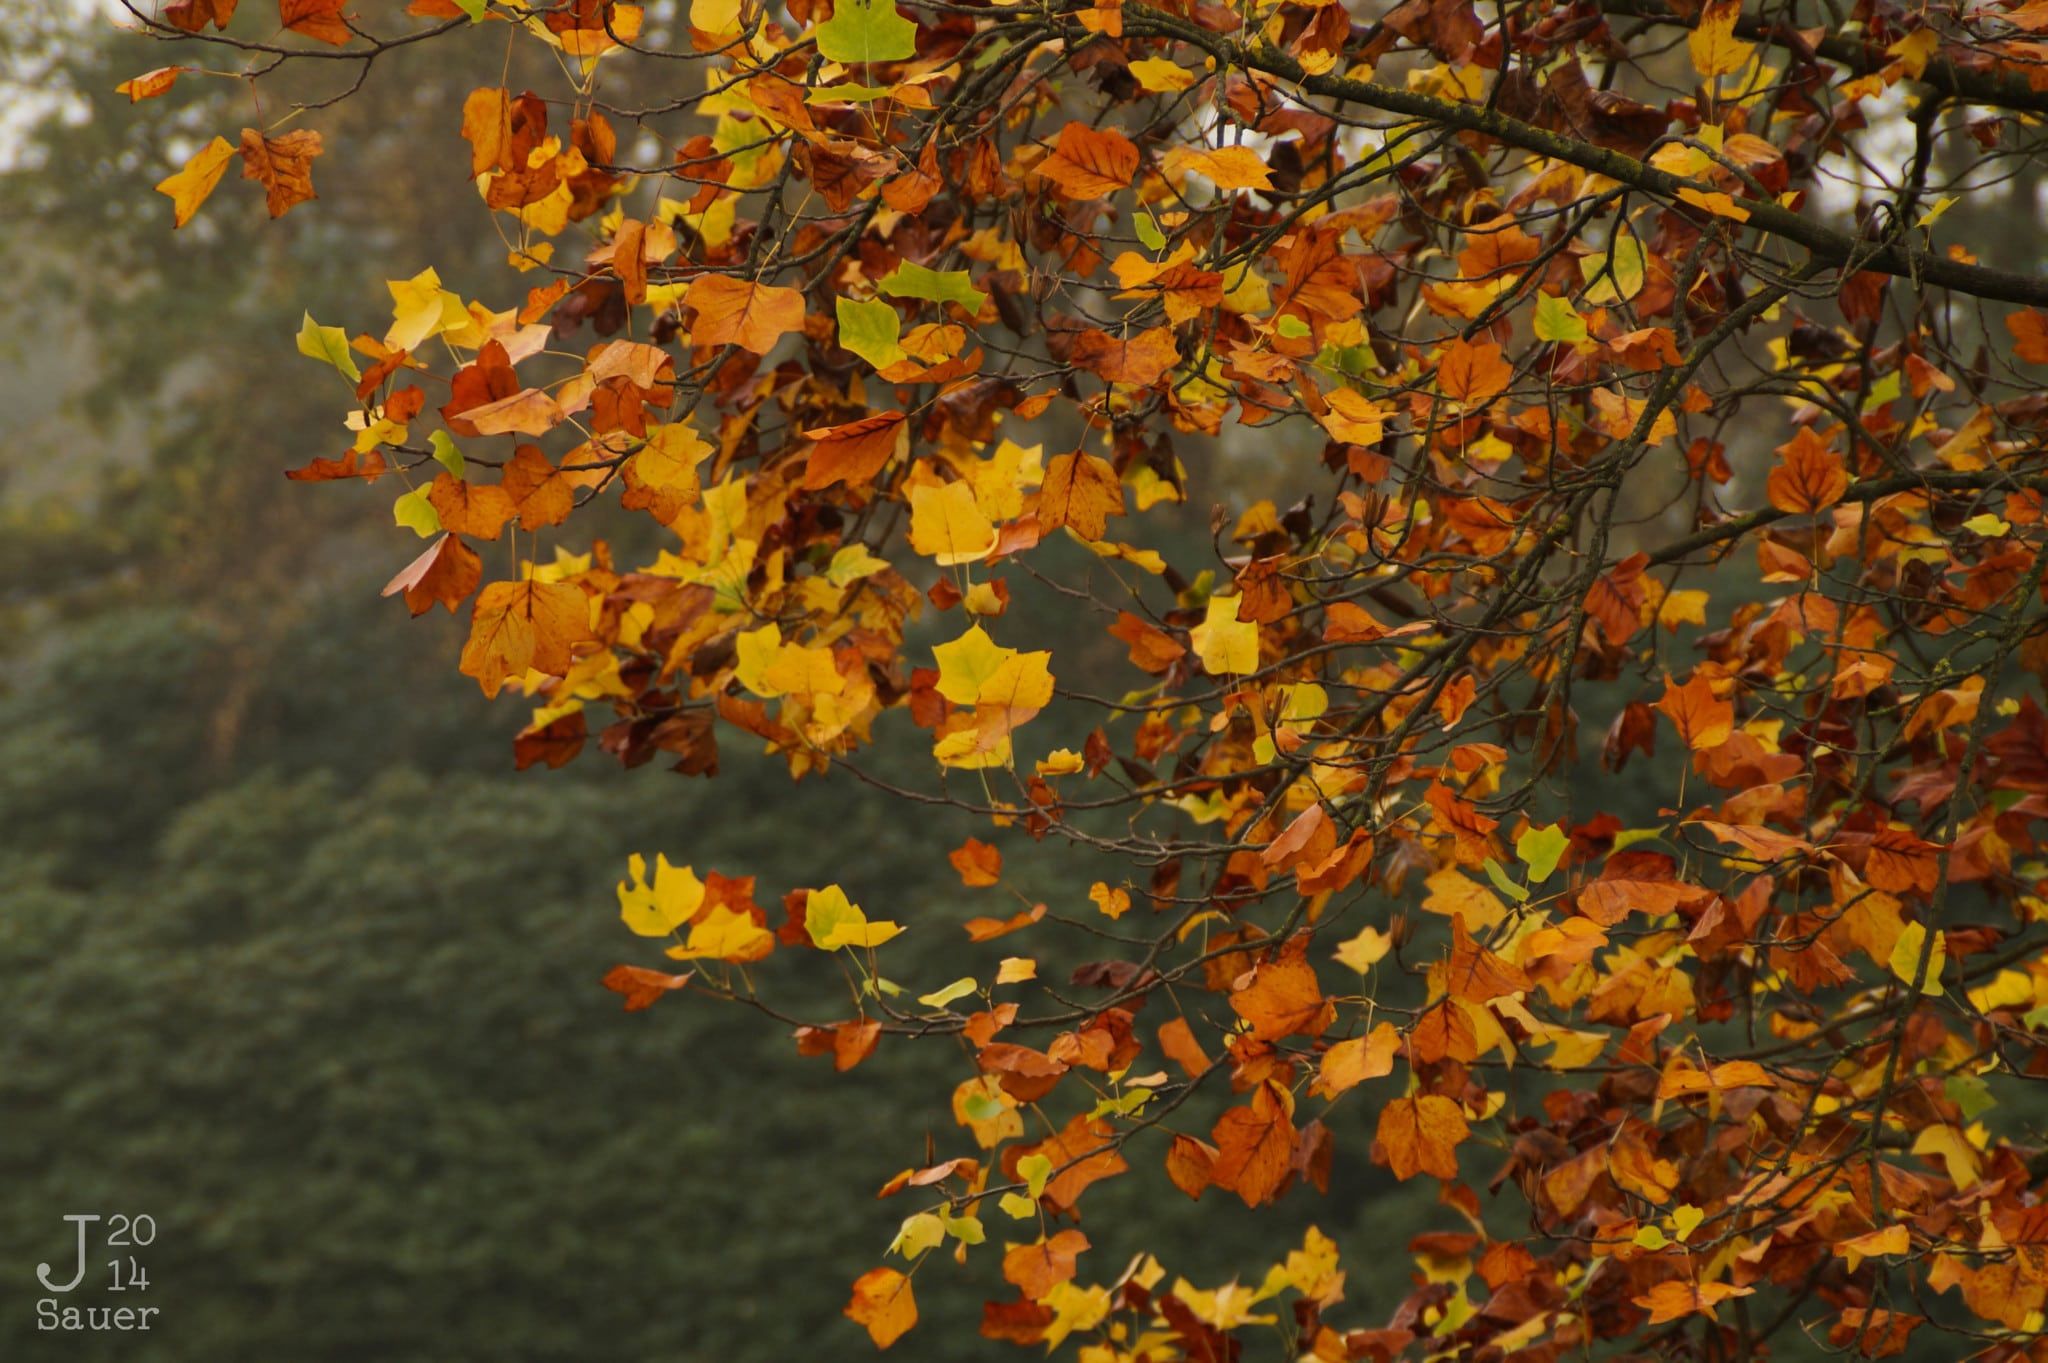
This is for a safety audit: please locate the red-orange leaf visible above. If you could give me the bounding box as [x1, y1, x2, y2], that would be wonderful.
[1765, 426, 1848, 514]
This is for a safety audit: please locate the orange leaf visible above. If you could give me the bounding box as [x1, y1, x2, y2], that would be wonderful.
[1655, 672, 1734, 751]
[1022, 1113, 1128, 1212]
[1228, 943, 1332, 1041]
[1070, 328, 1179, 388]
[1002, 1230, 1089, 1300]
[1436, 338, 1512, 406]
[1445, 915, 1530, 1002]
[1312, 1020, 1400, 1098]
[685, 275, 807, 355]
[117, 67, 186, 102]
[845, 1267, 917, 1349]
[381, 533, 481, 616]
[802, 412, 909, 491]
[1039, 122, 1139, 198]
[1209, 1080, 1297, 1207]
[600, 964, 692, 1011]
[2007, 309, 2048, 364]
[1038, 451, 1126, 540]
[1156, 1016, 1211, 1078]
[279, 0, 351, 44]
[501, 445, 575, 530]
[1632, 1279, 1753, 1325]
[1109, 611, 1185, 673]
[428, 474, 517, 541]
[949, 837, 1002, 886]
[1765, 426, 1848, 514]
[460, 578, 594, 697]
[1375, 1093, 1467, 1180]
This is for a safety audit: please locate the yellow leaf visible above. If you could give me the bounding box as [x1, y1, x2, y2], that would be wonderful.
[617, 853, 706, 936]
[1334, 925, 1392, 972]
[908, 480, 996, 565]
[154, 135, 236, 228]
[385, 267, 470, 352]
[691, 0, 741, 31]
[1688, 0, 1754, 78]
[1129, 58, 1196, 92]
[1191, 594, 1259, 675]
[1888, 921, 1947, 995]
[1677, 186, 1751, 222]
[1166, 145, 1273, 191]
[997, 956, 1038, 983]
[667, 904, 773, 962]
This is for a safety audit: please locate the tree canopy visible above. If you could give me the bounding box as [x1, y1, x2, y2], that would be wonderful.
[115, 0, 2048, 1356]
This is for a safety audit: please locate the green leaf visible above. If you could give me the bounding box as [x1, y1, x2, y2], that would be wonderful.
[1515, 823, 1569, 885]
[878, 261, 985, 315]
[997, 1192, 1035, 1219]
[961, 1091, 1005, 1122]
[916, 976, 978, 1009]
[1276, 314, 1312, 340]
[297, 312, 362, 382]
[890, 1212, 944, 1259]
[1018, 1153, 1052, 1200]
[1944, 1073, 1996, 1121]
[827, 543, 891, 587]
[1135, 212, 1166, 252]
[1482, 856, 1530, 904]
[813, 0, 917, 65]
[941, 1213, 985, 1245]
[1580, 231, 1645, 304]
[393, 488, 440, 538]
[430, 430, 465, 477]
[1533, 294, 1589, 344]
[452, 0, 490, 18]
[836, 296, 907, 370]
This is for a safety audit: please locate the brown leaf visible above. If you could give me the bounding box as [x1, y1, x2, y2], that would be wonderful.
[238, 127, 323, 218]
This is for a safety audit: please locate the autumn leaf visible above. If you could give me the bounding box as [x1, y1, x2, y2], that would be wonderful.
[1375, 1093, 1467, 1181]
[845, 1267, 917, 1348]
[237, 128, 324, 218]
[1209, 1081, 1297, 1207]
[684, 275, 806, 354]
[155, 136, 237, 227]
[381, 533, 481, 615]
[1037, 452, 1124, 541]
[460, 578, 594, 697]
[280, 0, 352, 44]
[1436, 338, 1511, 407]
[802, 412, 908, 491]
[1765, 426, 1848, 515]
[1039, 122, 1139, 199]
[1070, 328, 1179, 388]
[949, 837, 1002, 886]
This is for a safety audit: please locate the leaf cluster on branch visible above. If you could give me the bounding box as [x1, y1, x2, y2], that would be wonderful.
[120, 0, 2048, 1355]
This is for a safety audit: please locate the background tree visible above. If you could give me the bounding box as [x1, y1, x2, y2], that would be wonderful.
[104, 0, 2048, 1357]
